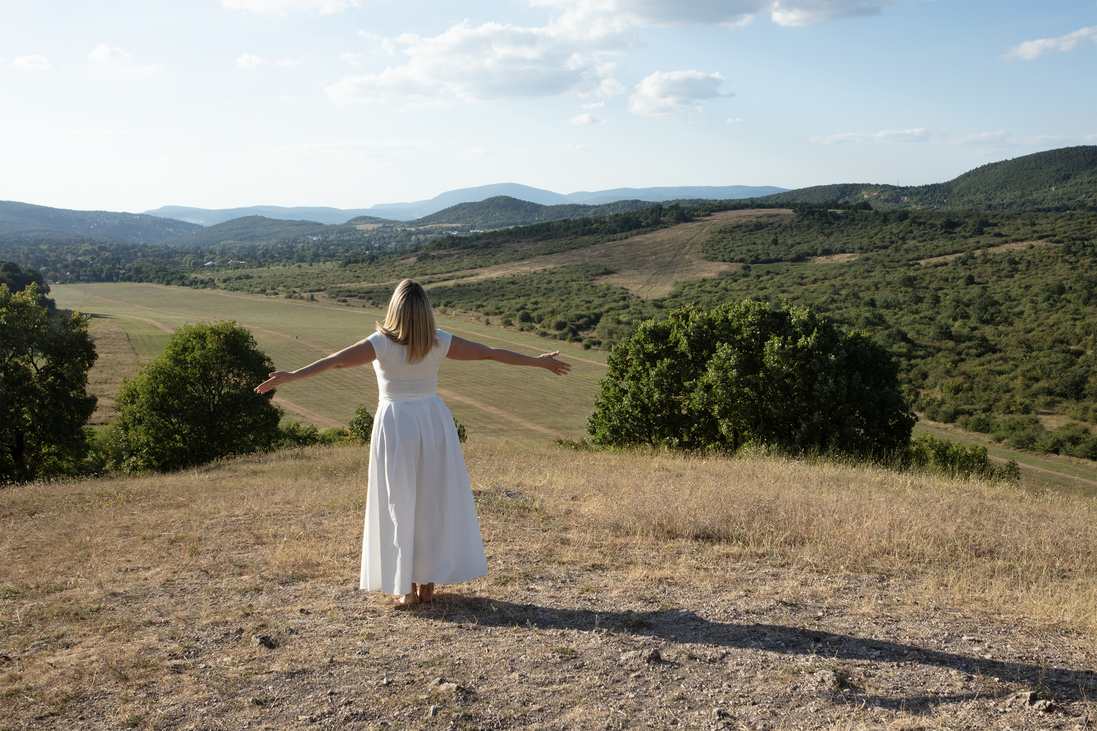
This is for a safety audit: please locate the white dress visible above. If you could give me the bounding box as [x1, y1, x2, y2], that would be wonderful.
[359, 329, 489, 595]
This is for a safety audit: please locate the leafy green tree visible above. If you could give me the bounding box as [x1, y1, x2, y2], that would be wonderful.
[113, 320, 282, 472]
[1, 284, 97, 483]
[348, 405, 374, 444]
[587, 301, 915, 455]
[0, 261, 53, 309]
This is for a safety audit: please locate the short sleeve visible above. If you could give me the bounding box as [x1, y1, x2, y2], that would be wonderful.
[436, 329, 453, 357]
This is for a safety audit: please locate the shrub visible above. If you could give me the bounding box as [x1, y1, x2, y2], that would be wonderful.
[114, 321, 282, 472]
[348, 405, 374, 444]
[903, 432, 1018, 483]
[588, 301, 915, 456]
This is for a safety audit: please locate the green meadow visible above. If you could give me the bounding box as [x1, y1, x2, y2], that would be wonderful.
[52, 283, 607, 441]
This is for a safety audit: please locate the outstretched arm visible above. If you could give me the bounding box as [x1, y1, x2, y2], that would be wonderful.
[446, 335, 571, 376]
[254, 338, 377, 394]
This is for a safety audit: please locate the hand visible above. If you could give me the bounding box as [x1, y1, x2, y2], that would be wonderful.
[255, 371, 292, 394]
[540, 351, 571, 376]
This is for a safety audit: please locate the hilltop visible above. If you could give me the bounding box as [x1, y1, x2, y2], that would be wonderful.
[1, 442, 1094, 730]
[0, 199, 202, 244]
[762, 146, 1097, 211]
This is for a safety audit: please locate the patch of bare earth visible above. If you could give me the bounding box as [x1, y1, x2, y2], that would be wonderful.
[3, 443, 1095, 730]
[402, 210, 790, 301]
[916, 241, 1053, 266]
[810, 254, 859, 264]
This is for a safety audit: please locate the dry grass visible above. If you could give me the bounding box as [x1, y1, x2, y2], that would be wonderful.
[2, 442, 1094, 728]
[84, 318, 144, 425]
[914, 240, 1052, 265]
[472, 443, 1097, 635]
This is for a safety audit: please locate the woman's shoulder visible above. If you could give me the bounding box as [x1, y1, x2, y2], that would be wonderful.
[435, 328, 452, 354]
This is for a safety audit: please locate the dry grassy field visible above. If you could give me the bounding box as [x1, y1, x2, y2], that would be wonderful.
[2, 443, 1095, 730]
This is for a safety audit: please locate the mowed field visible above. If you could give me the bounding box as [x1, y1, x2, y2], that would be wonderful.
[52, 283, 607, 441]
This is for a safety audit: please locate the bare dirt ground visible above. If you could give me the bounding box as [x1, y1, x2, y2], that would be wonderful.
[2, 452, 1094, 731]
[914, 241, 1052, 266]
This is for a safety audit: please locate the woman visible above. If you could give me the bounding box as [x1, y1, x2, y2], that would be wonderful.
[255, 279, 571, 606]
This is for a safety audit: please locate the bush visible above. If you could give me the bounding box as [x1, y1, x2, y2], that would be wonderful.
[348, 405, 374, 444]
[587, 301, 915, 455]
[318, 427, 350, 445]
[903, 433, 1018, 483]
[278, 421, 320, 448]
[114, 321, 282, 472]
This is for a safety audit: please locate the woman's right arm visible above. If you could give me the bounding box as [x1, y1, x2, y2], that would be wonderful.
[254, 337, 377, 394]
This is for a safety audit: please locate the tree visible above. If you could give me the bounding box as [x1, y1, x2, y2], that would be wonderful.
[587, 301, 916, 456]
[113, 320, 282, 472]
[1, 283, 97, 483]
[0, 261, 53, 310]
[348, 405, 374, 444]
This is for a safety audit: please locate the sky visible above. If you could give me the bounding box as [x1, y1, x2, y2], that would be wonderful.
[2, 0, 1095, 213]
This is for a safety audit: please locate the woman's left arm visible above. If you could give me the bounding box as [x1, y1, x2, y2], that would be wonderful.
[446, 335, 571, 376]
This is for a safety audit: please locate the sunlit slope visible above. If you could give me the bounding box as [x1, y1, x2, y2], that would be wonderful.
[52, 283, 606, 441]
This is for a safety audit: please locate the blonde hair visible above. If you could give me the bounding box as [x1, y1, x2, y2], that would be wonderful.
[378, 279, 437, 364]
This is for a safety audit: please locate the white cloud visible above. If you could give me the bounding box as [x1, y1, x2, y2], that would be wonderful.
[358, 32, 396, 56]
[325, 1, 888, 107]
[13, 55, 51, 71]
[237, 53, 263, 69]
[583, 101, 605, 109]
[530, 0, 894, 29]
[571, 112, 602, 124]
[1003, 26, 1097, 61]
[810, 128, 931, 144]
[769, 0, 891, 27]
[220, 0, 358, 15]
[628, 70, 728, 117]
[727, 116, 744, 123]
[89, 44, 131, 62]
[327, 20, 627, 104]
[340, 53, 363, 67]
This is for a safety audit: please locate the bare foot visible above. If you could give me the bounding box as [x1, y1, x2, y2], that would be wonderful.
[395, 584, 420, 608]
[417, 582, 434, 604]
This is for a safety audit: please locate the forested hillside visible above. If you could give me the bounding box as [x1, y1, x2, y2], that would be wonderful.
[411, 195, 660, 228]
[763, 146, 1096, 211]
[0, 200, 202, 243]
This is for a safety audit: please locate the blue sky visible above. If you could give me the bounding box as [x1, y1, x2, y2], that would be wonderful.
[2, 0, 1095, 213]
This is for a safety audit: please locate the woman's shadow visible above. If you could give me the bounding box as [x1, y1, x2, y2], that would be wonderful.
[423, 594, 1095, 714]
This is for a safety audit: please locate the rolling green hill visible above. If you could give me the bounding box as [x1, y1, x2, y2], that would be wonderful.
[409, 195, 661, 229]
[0, 200, 202, 243]
[763, 146, 1097, 211]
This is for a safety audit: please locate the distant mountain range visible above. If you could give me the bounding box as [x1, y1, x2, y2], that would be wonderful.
[142, 184, 788, 226]
[2, 147, 1093, 248]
